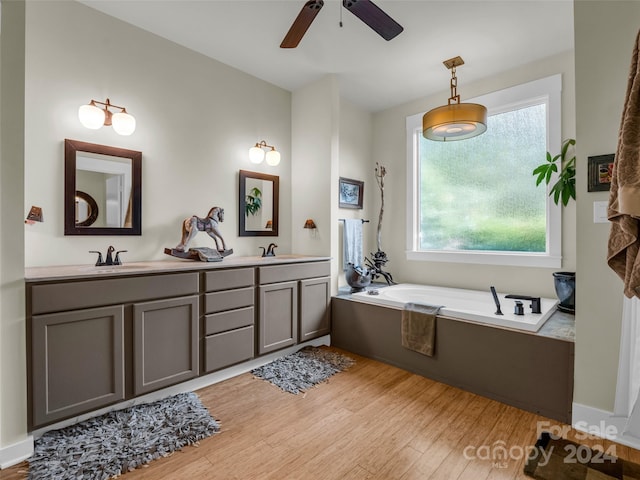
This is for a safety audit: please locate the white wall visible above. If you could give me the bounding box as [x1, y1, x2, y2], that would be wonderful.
[574, 1, 640, 413]
[23, 0, 292, 267]
[371, 51, 576, 298]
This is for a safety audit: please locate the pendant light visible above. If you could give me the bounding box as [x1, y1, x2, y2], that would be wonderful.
[422, 56, 487, 142]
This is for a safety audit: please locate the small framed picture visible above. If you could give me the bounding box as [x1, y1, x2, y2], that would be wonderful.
[588, 154, 614, 192]
[339, 177, 364, 209]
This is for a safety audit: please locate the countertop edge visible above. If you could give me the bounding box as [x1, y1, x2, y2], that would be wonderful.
[25, 255, 332, 282]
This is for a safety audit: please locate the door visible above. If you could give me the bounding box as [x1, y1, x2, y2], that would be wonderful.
[258, 281, 298, 354]
[133, 295, 199, 395]
[30, 305, 125, 428]
[299, 276, 331, 342]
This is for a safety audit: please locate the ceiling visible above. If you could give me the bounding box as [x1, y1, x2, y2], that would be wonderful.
[79, 0, 574, 112]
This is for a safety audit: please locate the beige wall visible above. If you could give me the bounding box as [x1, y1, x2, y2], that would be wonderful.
[291, 75, 339, 263]
[337, 99, 374, 288]
[0, 0, 27, 459]
[574, 1, 640, 412]
[371, 51, 576, 298]
[23, 0, 292, 267]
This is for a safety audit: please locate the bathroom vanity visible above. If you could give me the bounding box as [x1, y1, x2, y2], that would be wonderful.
[25, 255, 330, 429]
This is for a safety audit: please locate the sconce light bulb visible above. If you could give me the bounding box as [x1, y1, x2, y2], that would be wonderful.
[249, 145, 265, 164]
[111, 111, 136, 136]
[265, 149, 281, 166]
[78, 103, 106, 129]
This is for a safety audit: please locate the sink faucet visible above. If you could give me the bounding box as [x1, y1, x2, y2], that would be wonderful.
[261, 243, 277, 257]
[89, 246, 127, 266]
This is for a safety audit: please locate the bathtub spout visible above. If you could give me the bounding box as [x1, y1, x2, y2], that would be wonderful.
[505, 294, 541, 314]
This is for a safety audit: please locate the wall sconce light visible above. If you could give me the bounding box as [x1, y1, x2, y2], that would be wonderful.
[78, 98, 136, 136]
[249, 140, 281, 166]
[422, 56, 487, 142]
[303, 219, 317, 229]
[25, 206, 43, 225]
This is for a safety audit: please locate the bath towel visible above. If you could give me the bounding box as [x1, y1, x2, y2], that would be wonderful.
[608, 29, 640, 298]
[401, 302, 442, 357]
[343, 219, 363, 271]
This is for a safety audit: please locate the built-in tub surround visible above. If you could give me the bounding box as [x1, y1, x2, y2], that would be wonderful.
[351, 283, 559, 332]
[332, 291, 574, 423]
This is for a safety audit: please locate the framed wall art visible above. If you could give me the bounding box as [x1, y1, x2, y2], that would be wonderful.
[588, 154, 614, 192]
[339, 177, 364, 209]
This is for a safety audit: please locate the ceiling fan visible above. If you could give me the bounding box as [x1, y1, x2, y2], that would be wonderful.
[280, 0, 403, 49]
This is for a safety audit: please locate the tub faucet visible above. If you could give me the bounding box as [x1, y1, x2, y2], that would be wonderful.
[505, 294, 541, 314]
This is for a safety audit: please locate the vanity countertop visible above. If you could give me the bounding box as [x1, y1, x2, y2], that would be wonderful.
[25, 255, 331, 282]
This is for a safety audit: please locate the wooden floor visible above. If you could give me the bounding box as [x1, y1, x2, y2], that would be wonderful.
[2, 347, 639, 479]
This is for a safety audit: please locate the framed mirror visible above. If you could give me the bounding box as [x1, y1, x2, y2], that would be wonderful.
[239, 170, 279, 237]
[64, 139, 142, 235]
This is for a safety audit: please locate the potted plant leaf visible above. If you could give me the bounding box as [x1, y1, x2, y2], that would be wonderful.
[533, 138, 576, 312]
[533, 138, 576, 206]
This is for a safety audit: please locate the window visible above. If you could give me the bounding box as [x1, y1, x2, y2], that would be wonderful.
[406, 74, 562, 267]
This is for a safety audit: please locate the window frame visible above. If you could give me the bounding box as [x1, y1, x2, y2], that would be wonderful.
[405, 74, 563, 268]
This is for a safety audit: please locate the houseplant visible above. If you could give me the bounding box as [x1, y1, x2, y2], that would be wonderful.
[533, 138, 576, 312]
[533, 138, 576, 206]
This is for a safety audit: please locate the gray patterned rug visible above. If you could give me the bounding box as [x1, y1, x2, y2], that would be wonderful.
[28, 392, 220, 480]
[252, 346, 355, 394]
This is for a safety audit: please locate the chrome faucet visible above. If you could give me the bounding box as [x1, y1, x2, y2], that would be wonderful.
[89, 246, 127, 266]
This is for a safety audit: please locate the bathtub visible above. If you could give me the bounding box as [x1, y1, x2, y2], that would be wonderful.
[350, 283, 559, 332]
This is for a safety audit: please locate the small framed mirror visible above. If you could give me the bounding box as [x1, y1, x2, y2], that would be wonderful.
[239, 170, 279, 237]
[64, 139, 142, 235]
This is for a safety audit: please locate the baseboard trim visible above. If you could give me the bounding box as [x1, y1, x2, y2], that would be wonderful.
[572, 402, 640, 450]
[0, 436, 34, 469]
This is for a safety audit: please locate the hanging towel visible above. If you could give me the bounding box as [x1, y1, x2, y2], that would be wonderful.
[608, 29, 640, 299]
[343, 219, 363, 271]
[401, 302, 442, 357]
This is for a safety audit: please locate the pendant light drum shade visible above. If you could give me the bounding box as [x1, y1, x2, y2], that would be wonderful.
[422, 102, 487, 141]
[422, 56, 487, 142]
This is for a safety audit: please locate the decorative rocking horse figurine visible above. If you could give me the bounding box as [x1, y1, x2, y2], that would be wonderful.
[164, 206, 233, 262]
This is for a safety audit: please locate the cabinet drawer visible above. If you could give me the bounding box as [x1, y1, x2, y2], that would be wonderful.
[205, 306, 254, 335]
[204, 326, 254, 373]
[258, 261, 331, 285]
[204, 268, 254, 292]
[205, 287, 254, 314]
[31, 272, 199, 315]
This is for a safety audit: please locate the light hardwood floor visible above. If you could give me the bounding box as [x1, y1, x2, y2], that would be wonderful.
[2, 346, 638, 479]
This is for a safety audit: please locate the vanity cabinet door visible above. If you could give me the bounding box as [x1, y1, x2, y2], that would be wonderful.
[258, 281, 298, 354]
[299, 276, 331, 342]
[30, 305, 125, 428]
[133, 295, 199, 396]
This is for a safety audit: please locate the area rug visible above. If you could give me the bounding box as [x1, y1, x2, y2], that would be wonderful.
[251, 346, 354, 394]
[28, 392, 220, 480]
[524, 432, 640, 479]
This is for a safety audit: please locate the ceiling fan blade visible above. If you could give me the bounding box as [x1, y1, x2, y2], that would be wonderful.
[342, 0, 403, 41]
[280, 0, 324, 49]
